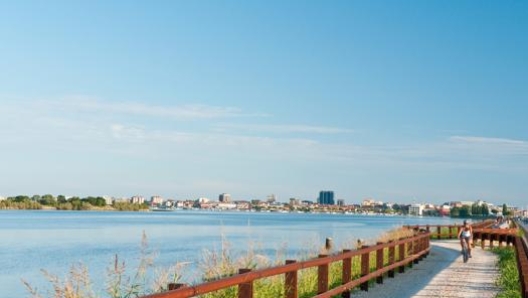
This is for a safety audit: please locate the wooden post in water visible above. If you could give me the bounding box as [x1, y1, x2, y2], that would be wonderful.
[342, 249, 352, 298]
[238, 268, 253, 298]
[285, 260, 297, 298]
[318, 254, 329, 294]
[325, 237, 333, 251]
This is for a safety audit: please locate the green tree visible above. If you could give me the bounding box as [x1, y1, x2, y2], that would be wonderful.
[459, 205, 471, 218]
[40, 194, 57, 206]
[502, 203, 510, 216]
[482, 204, 489, 216]
[450, 206, 460, 217]
[57, 195, 67, 204]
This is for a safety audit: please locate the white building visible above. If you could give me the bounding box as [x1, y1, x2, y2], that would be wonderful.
[197, 197, 210, 204]
[219, 193, 231, 203]
[150, 195, 164, 205]
[102, 196, 113, 205]
[267, 194, 277, 203]
[130, 195, 145, 204]
[409, 204, 425, 216]
[217, 202, 237, 210]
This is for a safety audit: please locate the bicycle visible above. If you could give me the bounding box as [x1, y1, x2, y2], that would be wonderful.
[461, 237, 470, 263]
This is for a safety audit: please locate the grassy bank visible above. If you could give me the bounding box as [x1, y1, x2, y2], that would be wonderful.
[492, 246, 521, 298]
[24, 227, 417, 298]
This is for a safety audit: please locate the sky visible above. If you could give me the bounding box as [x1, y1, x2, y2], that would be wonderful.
[1, 1, 527, 206]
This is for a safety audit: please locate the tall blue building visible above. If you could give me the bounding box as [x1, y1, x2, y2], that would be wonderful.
[318, 191, 335, 205]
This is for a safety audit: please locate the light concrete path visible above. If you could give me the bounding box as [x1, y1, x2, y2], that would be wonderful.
[351, 240, 501, 298]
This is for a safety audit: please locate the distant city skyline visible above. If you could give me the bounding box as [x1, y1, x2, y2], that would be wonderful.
[1, 2, 527, 207]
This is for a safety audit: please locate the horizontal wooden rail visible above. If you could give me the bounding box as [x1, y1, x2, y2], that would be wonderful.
[411, 221, 528, 298]
[515, 221, 528, 298]
[141, 232, 431, 298]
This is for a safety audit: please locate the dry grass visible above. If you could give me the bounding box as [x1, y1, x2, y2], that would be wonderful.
[377, 226, 416, 243]
[24, 226, 419, 298]
[24, 231, 188, 298]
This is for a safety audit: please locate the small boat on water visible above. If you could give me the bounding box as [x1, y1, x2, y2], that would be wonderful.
[149, 206, 181, 212]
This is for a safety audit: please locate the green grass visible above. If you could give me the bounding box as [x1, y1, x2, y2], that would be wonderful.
[24, 228, 421, 298]
[492, 247, 522, 298]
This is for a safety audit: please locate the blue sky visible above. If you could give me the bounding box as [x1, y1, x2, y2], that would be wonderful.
[1, 1, 527, 206]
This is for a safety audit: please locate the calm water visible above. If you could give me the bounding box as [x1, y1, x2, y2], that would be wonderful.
[0, 210, 457, 297]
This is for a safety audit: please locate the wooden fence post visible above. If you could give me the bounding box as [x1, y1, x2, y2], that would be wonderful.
[437, 226, 441, 239]
[376, 242, 384, 284]
[341, 249, 352, 298]
[388, 242, 395, 278]
[238, 268, 253, 298]
[360, 247, 370, 291]
[285, 260, 297, 298]
[398, 241, 405, 273]
[318, 254, 329, 294]
[408, 239, 414, 268]
[168, 283, 188, 291]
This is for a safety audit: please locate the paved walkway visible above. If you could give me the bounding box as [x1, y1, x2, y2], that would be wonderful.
[351, 240, 501, 298]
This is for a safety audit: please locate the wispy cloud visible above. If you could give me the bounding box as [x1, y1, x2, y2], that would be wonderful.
[450, 136, 526, 146]
[215, 123, 354, 134]
[50, 96, 256, 120]
[449, 135, 528, 155]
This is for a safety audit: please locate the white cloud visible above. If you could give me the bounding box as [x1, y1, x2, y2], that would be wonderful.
[215, 123, 354, 134]
[450, 136, 526, 146]
[110, 124, 146, 141]
[55, 96, 250, 120]
[449, 136, 528, 155]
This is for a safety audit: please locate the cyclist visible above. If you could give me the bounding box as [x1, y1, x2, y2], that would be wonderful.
[458, 220, 473, 258]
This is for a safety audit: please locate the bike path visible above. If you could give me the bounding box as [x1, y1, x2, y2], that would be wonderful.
[351, 240, 500, 298]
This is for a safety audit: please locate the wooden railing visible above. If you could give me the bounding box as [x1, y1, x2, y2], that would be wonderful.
[409, 221, 528, 298]
[516, 221, 528, 298]
[405, 220, 494, 240]
[141, 231, 431, 298]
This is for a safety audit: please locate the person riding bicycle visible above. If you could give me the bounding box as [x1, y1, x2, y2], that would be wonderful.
[458, 220, 473, 258]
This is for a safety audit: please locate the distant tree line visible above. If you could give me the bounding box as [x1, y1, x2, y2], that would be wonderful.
[450, 202, 490, 218]
[0, 194, 148, 211]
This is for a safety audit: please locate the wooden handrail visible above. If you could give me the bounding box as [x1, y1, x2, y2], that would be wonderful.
[141, 232, 431, 298]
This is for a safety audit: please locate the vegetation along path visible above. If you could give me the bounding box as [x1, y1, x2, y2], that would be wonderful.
[351, 239, 500, 298]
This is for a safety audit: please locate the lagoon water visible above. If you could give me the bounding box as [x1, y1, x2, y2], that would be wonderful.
[0, 210, 457, 297]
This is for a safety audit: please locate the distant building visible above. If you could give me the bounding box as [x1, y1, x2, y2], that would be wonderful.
[289, 198, 300, 206]
[102, 196, 113, 205]
[235, 200, 251, 210]
[439, 204, 451, 216]
[217, 202, 237, 210]
[197, 197, 210, 204]
[219, 193, 231, 203]
[337, 199, 345, 207]
[409, 204, 425, 216]
[130, 195, 145, 204]
[150, 195, 164, 206]
[267, 194, 277, 203]
[318, 191, 335, 205]
[362, 198, 377, 207]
